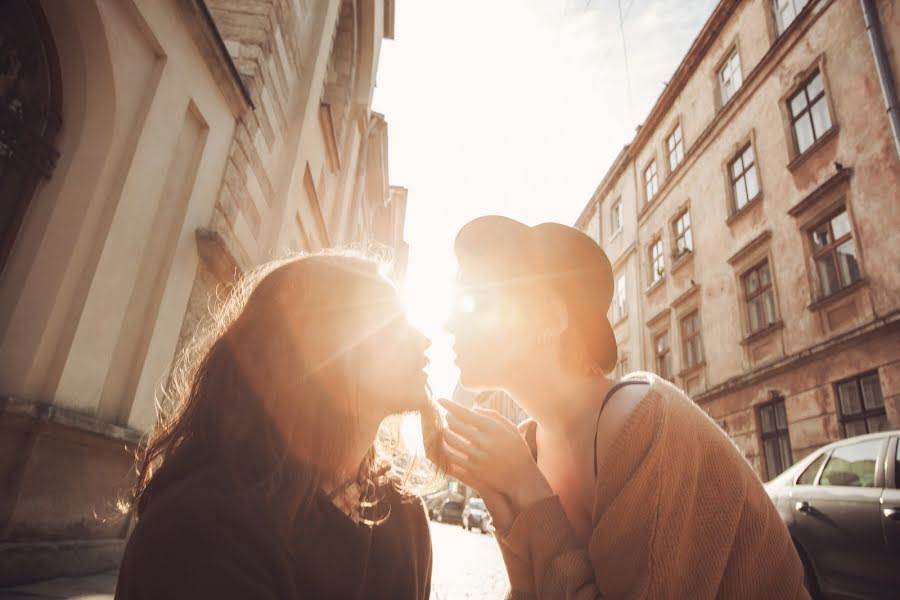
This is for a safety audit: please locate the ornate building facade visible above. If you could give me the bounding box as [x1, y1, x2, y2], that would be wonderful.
[576, 0, 899, 480]
[0, 0, 406, 583]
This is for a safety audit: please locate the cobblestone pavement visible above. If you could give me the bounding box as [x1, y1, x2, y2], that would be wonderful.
[430, 521, 509, 600]
[0, 523, 508, 599]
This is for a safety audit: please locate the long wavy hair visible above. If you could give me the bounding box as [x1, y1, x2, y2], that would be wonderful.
[125, 251, 444, 528]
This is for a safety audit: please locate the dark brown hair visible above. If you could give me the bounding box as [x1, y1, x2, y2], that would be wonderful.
[125, 251, 443, 527]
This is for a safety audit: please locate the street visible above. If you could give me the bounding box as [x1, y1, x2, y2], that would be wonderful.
[430, 521, 510, 600]
[0, 522, 510, 600]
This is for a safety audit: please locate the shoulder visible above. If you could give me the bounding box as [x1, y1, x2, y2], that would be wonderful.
[125, 466, 275, 567]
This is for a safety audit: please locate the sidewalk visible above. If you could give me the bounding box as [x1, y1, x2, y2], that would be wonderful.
[0, 572, 116, 600]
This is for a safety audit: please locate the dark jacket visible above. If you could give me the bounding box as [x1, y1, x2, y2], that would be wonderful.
[115, 460, 432, 600]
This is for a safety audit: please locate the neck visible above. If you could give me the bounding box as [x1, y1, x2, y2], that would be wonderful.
[333, 412, 385, 484]
[506, 366, 613, 438]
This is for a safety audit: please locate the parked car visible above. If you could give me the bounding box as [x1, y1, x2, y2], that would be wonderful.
[462, 497, 492, 534]
[764, 430, 899, 599]
[425, 495, 445, 520]
[434, 499, 464, 525]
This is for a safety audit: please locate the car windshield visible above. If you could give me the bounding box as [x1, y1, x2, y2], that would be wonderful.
[469, 499, 485, 510]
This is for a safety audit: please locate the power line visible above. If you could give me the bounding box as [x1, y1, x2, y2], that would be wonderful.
[623, 0, 638, 20]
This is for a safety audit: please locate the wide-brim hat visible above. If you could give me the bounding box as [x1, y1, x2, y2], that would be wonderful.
[454, 215, 617, 374]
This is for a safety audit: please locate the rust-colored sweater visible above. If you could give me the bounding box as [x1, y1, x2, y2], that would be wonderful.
[497, 375, 808, 599]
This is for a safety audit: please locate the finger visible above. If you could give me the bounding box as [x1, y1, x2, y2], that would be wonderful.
[445, 413, 489, 446]
[439, 398, 498, 432]
[472, 407, 517, 432]
[441, 440, 481, 473]
[443, 428, 488, 463]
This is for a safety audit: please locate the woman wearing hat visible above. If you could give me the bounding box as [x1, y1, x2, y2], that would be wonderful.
[436, 216, 807, 599]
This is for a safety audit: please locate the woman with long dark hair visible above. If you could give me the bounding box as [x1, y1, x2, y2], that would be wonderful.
[116, 252, 440, 600]
[436, 216, 807, 599]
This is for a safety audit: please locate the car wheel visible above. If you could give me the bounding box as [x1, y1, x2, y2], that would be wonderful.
[436, 513, 442, 523]
[480, 521, 487, 534]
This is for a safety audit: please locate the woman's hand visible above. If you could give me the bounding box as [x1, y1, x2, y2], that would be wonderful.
[438, 398, 554, 528]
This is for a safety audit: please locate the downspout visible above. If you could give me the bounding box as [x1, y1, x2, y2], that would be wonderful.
[860, 0, 900, 160]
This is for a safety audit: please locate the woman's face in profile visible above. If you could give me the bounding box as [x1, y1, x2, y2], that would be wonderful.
[351, 281, 431, 417]
[446, 270, 534, 392]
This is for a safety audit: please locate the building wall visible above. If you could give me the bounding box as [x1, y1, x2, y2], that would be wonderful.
[576, 0, 899, 479]
[0, 0, 405, 584]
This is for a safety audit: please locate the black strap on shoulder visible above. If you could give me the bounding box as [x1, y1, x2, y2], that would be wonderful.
[593, 379, 651, 479]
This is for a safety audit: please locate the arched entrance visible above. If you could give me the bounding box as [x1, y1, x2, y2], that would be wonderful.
[0, 0, 62, 275]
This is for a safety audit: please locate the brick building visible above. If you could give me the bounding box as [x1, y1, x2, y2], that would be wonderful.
[0, 0, 407, 583]
[575, 0, 900, 480]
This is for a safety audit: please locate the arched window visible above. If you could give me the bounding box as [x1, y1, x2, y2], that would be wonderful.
[0, 0, 62, 274]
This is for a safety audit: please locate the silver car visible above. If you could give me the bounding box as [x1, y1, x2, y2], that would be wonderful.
[764, 431, 900, 599]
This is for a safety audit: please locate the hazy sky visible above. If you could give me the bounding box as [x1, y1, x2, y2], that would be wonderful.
[372, 0, 717, 398]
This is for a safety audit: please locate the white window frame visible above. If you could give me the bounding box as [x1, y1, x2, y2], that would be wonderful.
[667, 125, 685, 172]
[719, 50, 743, 106]
[614, 274, 627, 321]
[611, 200, 623, 235]
[774, 0, 810, 35]
[650, 238, 665, 284]
[644, 160, 659, 203]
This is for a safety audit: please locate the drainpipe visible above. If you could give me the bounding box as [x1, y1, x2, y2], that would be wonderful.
[859, 0, 900, 161]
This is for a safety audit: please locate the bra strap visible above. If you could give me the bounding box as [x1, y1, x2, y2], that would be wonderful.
[593, 380, 651, 479]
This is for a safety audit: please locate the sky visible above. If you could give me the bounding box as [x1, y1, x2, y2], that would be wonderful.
[372, 0, 718, 399]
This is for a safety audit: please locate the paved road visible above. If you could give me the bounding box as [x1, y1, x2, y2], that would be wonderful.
[430, 520, 510, 600]
[0, 522, 510, 599]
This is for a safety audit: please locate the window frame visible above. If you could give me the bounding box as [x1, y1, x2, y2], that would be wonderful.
[649, 237, 665, 284]
[774, 0, 811, 36]
[680, 310, 704, 371]
[788, 67, 833, 156]
[672, 208, 693, 259]
[613, 273, 627, 322]
[758, 397, 793, 480]
[729, 143, 761, 214]
[807, 207, 862, 301]
[741, 260, 779, 334]
[654, 330, 673, 381]
[644, 159, 659, 204]
[667, 123, 685, 173]
[718, 46, 743, 107]
[611, 199, 624, 236]
[835, 371, 888, 438]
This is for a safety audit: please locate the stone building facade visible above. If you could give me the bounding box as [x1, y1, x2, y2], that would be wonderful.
[575, 0, 899, 480]
[0, 0, 406, 584]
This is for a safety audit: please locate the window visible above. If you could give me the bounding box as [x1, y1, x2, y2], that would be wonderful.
[649, 239, 665, 284]
[796, 454, 826, 485]
[819, 439, 882, 487]
[654, 331, 672, 380]
[809, 209, 860, 299]
[774, 0, 810, 35]
[667, 125, 685, 172]
[730, 145, 760, 212]
[836, 372, 887, 437]
[790, 69, 833, 155]
[613, 274, 627, 321]
[644, 160, 659, 203]
[742, 261, 778, 333]
[611, 200, 623, 235]
[681, 311, 704, 370]
[760, 399, 793, 479]
[719, 49, 743, 105]
[673, 210, 693, 257]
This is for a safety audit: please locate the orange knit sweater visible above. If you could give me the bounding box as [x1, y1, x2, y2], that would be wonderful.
[496, 376, 809, 599]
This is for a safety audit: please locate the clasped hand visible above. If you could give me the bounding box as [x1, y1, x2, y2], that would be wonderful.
[433, 398, 554, 535]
